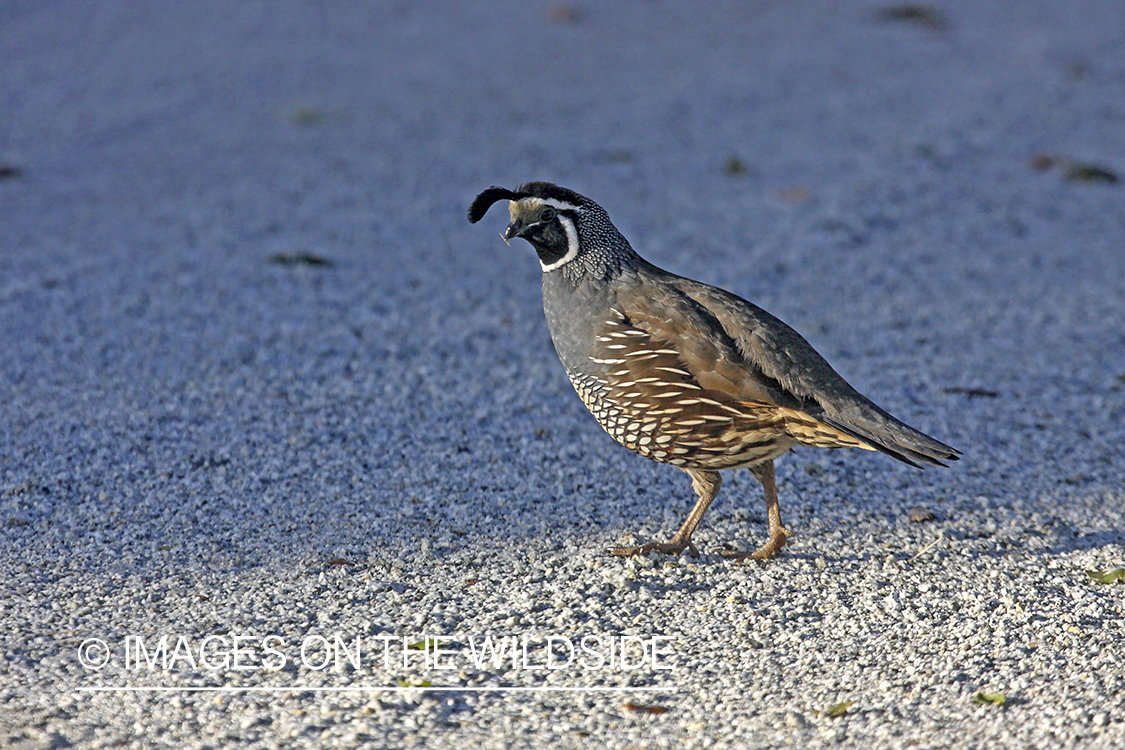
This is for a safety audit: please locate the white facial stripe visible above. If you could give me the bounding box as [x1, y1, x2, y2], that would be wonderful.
[540, 215, 579, 272]
[539, 198, 580, 212]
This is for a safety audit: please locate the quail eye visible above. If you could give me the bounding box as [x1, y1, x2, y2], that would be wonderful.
[540, 207, 556, 222]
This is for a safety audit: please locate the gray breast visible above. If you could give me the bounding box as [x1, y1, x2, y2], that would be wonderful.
[541, 271, 612, 377]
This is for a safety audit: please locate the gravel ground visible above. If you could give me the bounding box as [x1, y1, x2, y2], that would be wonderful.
[3, 1, 1124, 748]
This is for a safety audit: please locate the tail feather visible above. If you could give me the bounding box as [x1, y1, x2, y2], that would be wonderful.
[820, 401, 960, 469]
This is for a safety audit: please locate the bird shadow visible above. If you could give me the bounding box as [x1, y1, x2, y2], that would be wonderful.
[1048, 528, 1125, 555]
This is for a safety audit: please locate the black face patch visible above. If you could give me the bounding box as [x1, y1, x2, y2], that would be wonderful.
[525, 216, 573, 267]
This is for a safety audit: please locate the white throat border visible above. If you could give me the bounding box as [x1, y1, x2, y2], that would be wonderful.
[540, 214, 579, 272]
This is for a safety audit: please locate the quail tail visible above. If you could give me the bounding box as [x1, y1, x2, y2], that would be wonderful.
[819, 398, 960, 469]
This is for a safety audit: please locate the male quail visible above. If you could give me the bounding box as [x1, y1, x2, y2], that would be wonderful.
[468, 182, 959, 560]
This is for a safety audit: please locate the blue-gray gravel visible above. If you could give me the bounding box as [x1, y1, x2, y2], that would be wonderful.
[2, 1, 1124, 748]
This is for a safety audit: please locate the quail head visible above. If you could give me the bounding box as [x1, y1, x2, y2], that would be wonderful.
[468, 181, 959, 560]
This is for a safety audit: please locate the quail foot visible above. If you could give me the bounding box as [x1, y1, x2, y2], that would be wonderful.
[468, 182, 959, 560]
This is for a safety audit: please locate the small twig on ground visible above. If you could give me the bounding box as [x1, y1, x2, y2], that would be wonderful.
[909, 530, 946, 562]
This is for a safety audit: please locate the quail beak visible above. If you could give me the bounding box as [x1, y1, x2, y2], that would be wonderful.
[503, 219, 525, 242]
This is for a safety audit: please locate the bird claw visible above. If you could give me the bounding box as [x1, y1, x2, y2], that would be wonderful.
[608, 539, 699, 558]
[717, 528, 791, 562]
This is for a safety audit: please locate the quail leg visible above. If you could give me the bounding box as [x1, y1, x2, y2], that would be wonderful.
[609, 469, 721, 558]
[719, 460, 791, 561]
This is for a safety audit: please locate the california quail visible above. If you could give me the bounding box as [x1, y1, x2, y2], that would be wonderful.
[467, 182, 959, 560]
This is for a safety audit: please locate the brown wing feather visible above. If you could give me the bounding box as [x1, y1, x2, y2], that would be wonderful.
[621, 262, 958, 467]
[595, 277, 870, 467]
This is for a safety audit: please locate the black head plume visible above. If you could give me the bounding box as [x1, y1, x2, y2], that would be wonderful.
[467, 186, 521, 223]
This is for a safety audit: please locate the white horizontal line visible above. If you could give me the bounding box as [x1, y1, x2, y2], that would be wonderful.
[77, 686, 679, 693]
